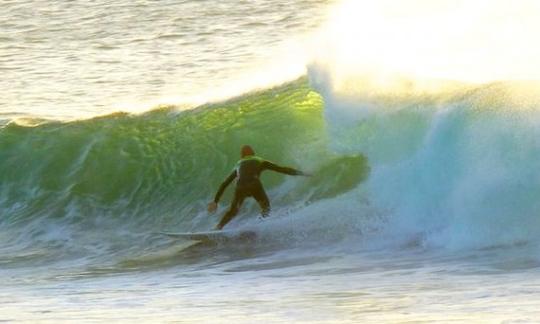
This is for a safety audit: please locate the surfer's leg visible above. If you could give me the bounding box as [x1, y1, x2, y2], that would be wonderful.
[252, 185, 270, 218]
[216, 190, 246, 230]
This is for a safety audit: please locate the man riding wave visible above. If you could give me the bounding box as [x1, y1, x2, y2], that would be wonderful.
[208, 145, 310, 230]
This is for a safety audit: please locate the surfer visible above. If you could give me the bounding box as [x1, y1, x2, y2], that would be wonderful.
[208, 145, 310, 230]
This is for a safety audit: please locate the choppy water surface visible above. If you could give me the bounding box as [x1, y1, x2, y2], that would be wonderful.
[1, 0, 329, 120]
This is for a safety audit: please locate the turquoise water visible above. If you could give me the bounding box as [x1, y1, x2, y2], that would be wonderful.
[2, 0, 540, 322]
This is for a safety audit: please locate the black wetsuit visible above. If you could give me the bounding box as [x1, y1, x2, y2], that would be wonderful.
[213, 156, 304, 229]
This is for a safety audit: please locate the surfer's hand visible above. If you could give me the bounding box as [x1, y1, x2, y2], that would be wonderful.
[302, 171, 313, 177]
[207, 202, 217, 213]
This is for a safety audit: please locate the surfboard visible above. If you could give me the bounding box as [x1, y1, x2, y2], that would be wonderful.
[160, 229, 257, 242]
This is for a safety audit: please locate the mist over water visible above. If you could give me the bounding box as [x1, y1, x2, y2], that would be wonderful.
[313, 73, 540, 251]
[313, 0, 540, 91]
[305, 0, 540, 253]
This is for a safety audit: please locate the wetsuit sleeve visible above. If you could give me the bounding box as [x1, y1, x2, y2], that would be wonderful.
[262, 161, 304, 176]
[213, 170, 237, 203]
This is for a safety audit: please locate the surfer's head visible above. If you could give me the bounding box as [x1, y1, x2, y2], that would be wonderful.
[241, 145, 255, 158]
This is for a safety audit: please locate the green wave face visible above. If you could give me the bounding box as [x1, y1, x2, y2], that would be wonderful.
[3, 75, 540, 271]
[0, 79, 368, 233]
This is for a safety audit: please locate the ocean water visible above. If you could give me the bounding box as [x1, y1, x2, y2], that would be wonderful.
[2, 0, 540, 323]
[1, 0, 328, 120]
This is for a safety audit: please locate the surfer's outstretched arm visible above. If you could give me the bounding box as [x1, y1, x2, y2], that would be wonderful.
[208, 170, 237, 213]
[262, 161, 308, 176]
[213, 170, 237, 203]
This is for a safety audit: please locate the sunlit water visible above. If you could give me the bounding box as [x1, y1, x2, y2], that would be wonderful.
[1, 0, 328, 120]
[2, 0, 540, 323]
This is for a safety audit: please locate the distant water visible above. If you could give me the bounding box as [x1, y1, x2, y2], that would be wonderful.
[0, 0, 330, 120]
[2, 0, 540, 323]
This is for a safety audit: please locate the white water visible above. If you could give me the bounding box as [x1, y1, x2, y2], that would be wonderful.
[4, 243, 540, 323]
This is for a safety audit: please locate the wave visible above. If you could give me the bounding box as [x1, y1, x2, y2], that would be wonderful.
[310, 61, 540, 251]
[0, 79, 369, 270]
[2, 73, 540, 272]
